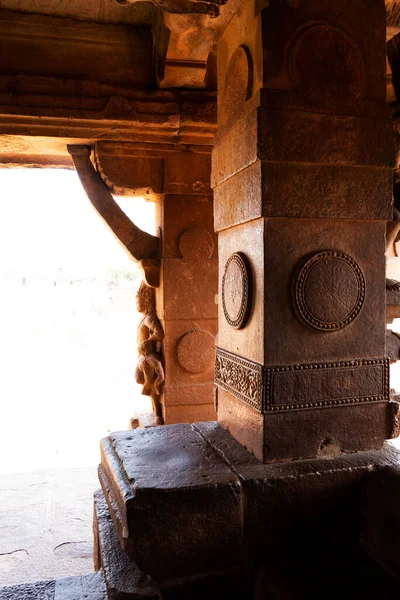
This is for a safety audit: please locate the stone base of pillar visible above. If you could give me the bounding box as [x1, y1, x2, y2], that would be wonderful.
[97, 421, 400, 597]
[93, 488, 252, 600]
[217, 387, 398, 463]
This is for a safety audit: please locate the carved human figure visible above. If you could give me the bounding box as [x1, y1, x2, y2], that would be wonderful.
[135, 281, 165, 424]
[386, 134, 400, 290]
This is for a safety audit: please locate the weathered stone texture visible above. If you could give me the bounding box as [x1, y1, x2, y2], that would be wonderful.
[99, 425, 243, 580]
[162, 403, 217, 424]
[0, 10, 154, 88]
[194, 422, 400, 565]
[360, 465, 400, 580]
[96, 422, 400, 593]
[155, 187, 217, 423]
[0, 572, 106, 600]
[0, 580, 56, 600]
[94, 486, 252, 600]
[212, 0, 393, 461]
[94, 489, 161, 600]
[54, 572, 106, 600]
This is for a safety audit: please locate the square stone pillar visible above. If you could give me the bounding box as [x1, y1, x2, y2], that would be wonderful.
[156, 149, 218, 423]
[213, 0, 396, 461]
[95, 142, 217, 425]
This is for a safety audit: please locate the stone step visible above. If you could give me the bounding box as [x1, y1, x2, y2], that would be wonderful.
[0, 571, 106, 600]
[94, 488, 252, 600]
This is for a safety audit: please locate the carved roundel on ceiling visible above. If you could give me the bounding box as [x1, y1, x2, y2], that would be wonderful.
[222, 252, 252, 330]
[288, 24, 365, 99]
[293, 251, 365, 332]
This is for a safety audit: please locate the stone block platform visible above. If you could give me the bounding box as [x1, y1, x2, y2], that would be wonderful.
[93, 488, 251, 600]
[97, 421, 400, 594]
[2, 422, 400, 599]
[98, 424, 244, 580]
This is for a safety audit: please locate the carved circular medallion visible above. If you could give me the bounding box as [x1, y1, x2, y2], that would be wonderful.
[288, 24, 365, 99]
[222, 252, 252, 329]
[177, 330, 214, 374]
[222, 45, 253, 123]
[179, 228, 214, 260]
[293, 251, 365, 332]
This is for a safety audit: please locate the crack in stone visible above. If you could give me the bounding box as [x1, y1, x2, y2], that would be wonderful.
[0, 549, 29, 557]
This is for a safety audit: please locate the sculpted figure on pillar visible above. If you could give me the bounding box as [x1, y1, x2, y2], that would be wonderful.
[135, 281, 165, 425]
[386, 134, 400, 290]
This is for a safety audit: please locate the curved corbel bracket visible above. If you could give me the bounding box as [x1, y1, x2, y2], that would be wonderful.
[140, 259, 161, 288]
[67, 145, 160, 282]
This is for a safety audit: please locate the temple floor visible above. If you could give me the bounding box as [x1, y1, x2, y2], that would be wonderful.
[0, 467, 97, 587]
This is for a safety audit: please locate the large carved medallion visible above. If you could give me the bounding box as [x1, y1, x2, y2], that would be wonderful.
[222, 252, 252, 329]
[293, 251, 365, 332]
[288, 24, 365, 99]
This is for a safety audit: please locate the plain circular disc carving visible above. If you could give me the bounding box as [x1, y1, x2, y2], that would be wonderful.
[293, 251, 365, 332]
[222, 252, 252, 329]
[288, 24, 365, 99]
[222, 45, 253, 123]
[179, 228, 214, 261]
[177, 330, 214, 374]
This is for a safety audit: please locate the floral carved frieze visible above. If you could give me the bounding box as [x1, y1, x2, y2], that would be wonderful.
[215, 348, 389, 414]
[215, 348, 262, 411]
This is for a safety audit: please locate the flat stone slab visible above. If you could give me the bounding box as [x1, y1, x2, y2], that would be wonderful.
[0, 572, 106, 600]
[0, 580, 55, 600]
[54, 572, 106, 599]
[98, 423, 243, 580]
[99, 421, 400, 589]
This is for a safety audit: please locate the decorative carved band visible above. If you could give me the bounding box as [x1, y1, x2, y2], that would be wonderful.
[215, 348, 263, 411]
[265, 358, 389, 413]
[215, 348, 389, 414]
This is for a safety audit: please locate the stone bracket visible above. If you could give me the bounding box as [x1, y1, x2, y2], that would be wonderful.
[215, 348, 390, 414]
[67, 144, 161, 285]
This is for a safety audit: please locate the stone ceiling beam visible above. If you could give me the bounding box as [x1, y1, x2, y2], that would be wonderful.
[116, 0, 226, 18]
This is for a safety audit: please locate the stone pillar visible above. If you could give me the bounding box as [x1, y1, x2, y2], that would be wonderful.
[156, 149, 218, 424]
[95, 142, 218, 425]
[213, 0, 396, 461]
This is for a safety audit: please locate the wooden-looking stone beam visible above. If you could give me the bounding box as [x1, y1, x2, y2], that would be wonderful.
[116, 0, 226, 17]
[68, 145, 160, 285]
